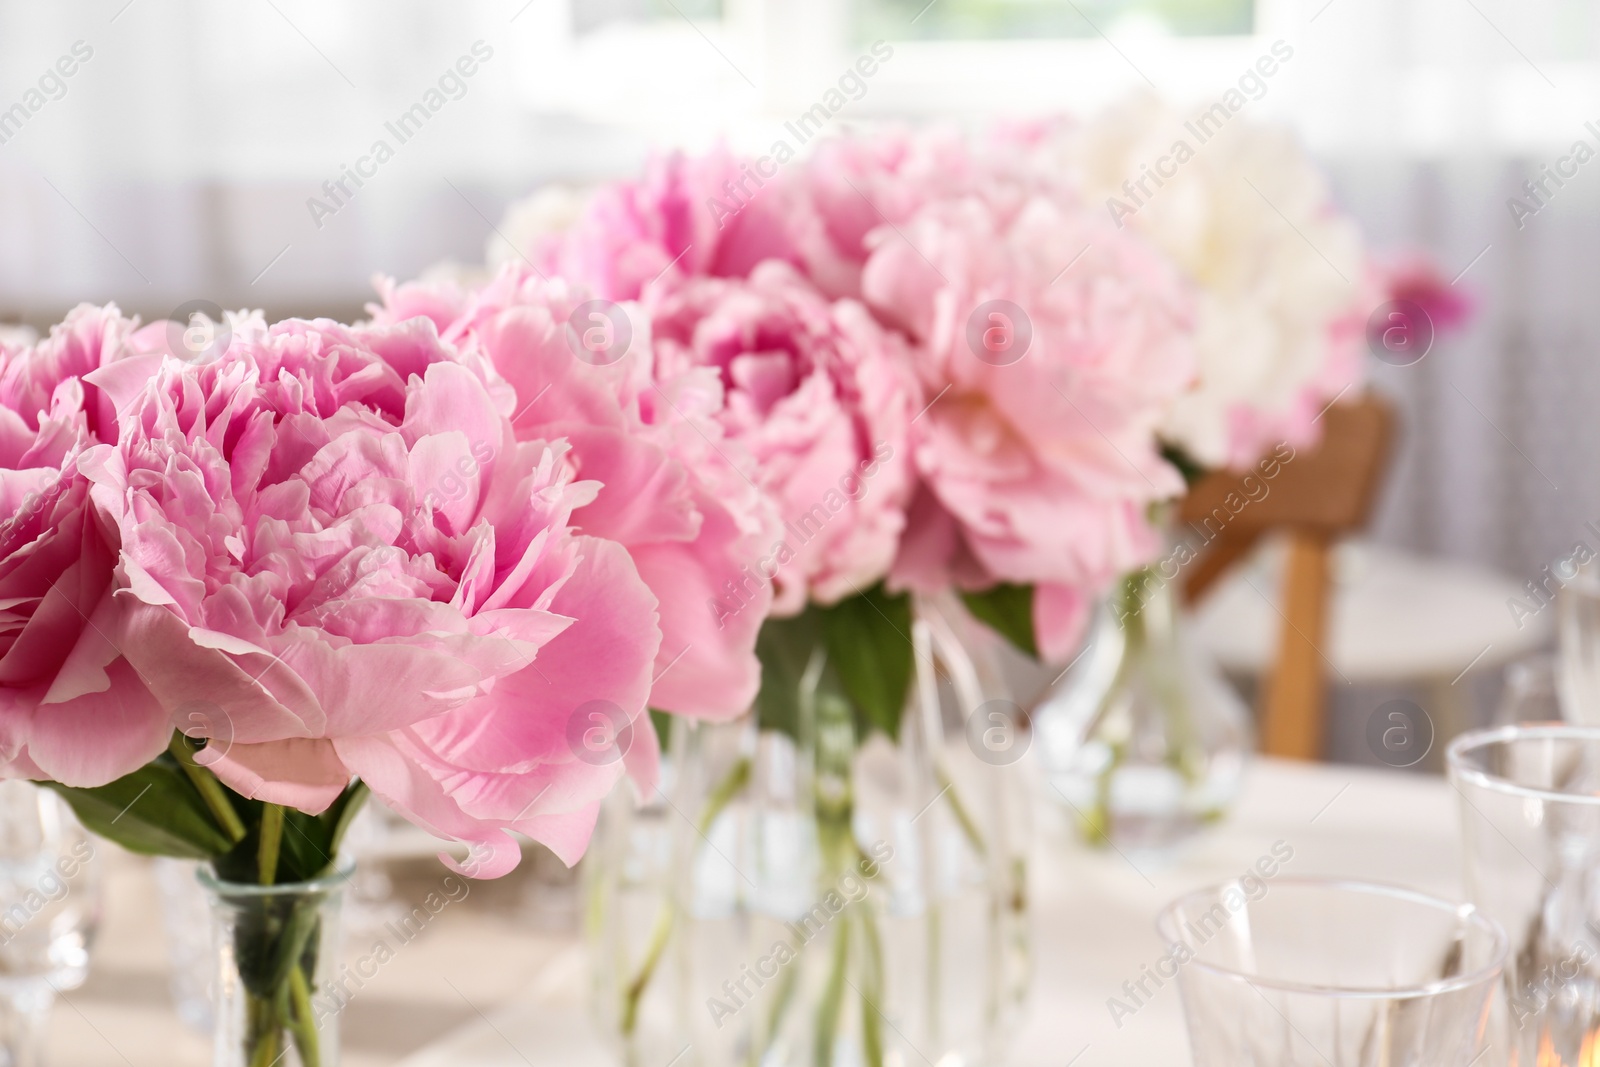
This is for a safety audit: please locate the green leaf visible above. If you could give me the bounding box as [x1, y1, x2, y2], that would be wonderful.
[276, 810, 332, 885]
[47, 756, 236, 860]
[961, 583, 1038, 659]
[753, 608, 824, 742]
[648, 709, 674, 749]
[816, 584, 912, 742]
[1160, 442, 1207, 487]
[319, 780, 370, 860]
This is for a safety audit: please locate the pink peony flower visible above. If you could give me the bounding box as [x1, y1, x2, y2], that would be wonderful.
[0, 304, 169, 787]
[369, 268, 777, 721]
[644, 260, 921, 614]
[81, 316, 663, 874]
[1382, 251, 1475, 335]
[532, 146, 799, 302]
[0, 303, 151, 450]
[861, 188, 1197, 660]
[786, 127, 1041, 302]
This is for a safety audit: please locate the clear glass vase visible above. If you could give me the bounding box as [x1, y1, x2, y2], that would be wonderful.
[587, 593, 1030, 1067]
[0, 781, 100, 1067]
[201, 860, 353, 1067]
[1035, 566, 1250, 854]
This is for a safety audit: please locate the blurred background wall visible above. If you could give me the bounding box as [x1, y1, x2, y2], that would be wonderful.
[0, 0, 1596, 591]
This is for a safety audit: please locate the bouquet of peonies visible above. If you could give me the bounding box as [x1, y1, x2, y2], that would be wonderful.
[0, 301, 769, 1064]
[487, 124, 1201, 738]
[1, 89, 1418, 1066]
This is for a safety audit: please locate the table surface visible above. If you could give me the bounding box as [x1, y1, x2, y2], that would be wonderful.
[50, 757, 1463, 1067]
[1194, 539, 1550, 683]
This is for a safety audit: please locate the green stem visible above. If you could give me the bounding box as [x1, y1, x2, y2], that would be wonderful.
[698, 757, 752, 836]
[619, 900, 675, 1036]
[933, 763, 988, 861]
[813, 917, 851, 1067]
[858, 907, 886, 1067]
[1086, 567, 1211, 842]
[326, 781, 371, 861]
[810, 689, 880, 1066]
[246, 993, 283, 1067]
[1083, 739, 1124, 845]
[167, 731, 247, 844]
[288, 964, 321, 1067]
[755, 961, 800, 1067]
[619, 753, 752, 1037]
[258, 803, 285, 886]
[1082, 574, 1143, 843]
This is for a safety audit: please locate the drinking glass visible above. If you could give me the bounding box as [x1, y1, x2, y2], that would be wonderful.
[1558, 558, 1600, 724]
[0, 780, 101, 1067]
[1157, 878, 1506, 1066]
[1496, 654, 1565, 727]
[1449, 725, 1600, 1065]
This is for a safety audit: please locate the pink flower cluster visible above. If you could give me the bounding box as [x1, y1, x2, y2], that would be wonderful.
[0, 303, 764, 877]
[516, 128, 1199, 657]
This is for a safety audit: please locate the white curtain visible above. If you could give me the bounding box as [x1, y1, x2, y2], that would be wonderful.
[1, 0, 1596, 578]
[1339, 155, 1600, 584]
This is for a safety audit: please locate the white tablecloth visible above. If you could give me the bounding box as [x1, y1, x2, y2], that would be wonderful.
[44, 757, 1463, 1065]
[395, 758, 1463, 1067]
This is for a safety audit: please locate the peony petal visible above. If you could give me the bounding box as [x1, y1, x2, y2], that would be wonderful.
[203, 738, 351, 814]
[272, 626, 532, 737]
[479, 306, 630, 433]
[25, 659, 170, 787]
[335, 732, 606, 876]
[633, 532, 765, 721]
[561, 427, 700, 547]
[116, 599, 326, 743]
[409, 537, 659, 774]
[1033, 581, 1091, 665]
[512, 803, 601, 868]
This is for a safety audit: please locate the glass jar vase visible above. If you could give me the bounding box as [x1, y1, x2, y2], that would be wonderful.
[1035, 565, 1250, 854]
[587, 594, 1030, 1067]
[200, 859, 354, 1067]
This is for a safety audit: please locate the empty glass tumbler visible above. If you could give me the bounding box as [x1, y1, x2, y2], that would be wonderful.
[1157, 878, 1506, 1066]
[1449, 724, 1600, 1066]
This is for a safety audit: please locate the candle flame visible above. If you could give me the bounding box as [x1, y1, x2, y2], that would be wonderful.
[1532, 1029, 1600, 1067]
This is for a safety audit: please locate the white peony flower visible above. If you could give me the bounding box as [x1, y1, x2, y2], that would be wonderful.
[1046, 93, 1372, 470]
[488, 183, 591, 269]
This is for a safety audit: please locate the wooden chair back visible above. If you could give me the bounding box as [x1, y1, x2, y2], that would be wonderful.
[1178, 393, 1397, 759]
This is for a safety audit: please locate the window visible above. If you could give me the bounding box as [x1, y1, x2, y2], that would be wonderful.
[855, 0, 1254, 41]
[573, 0, 722, 35]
